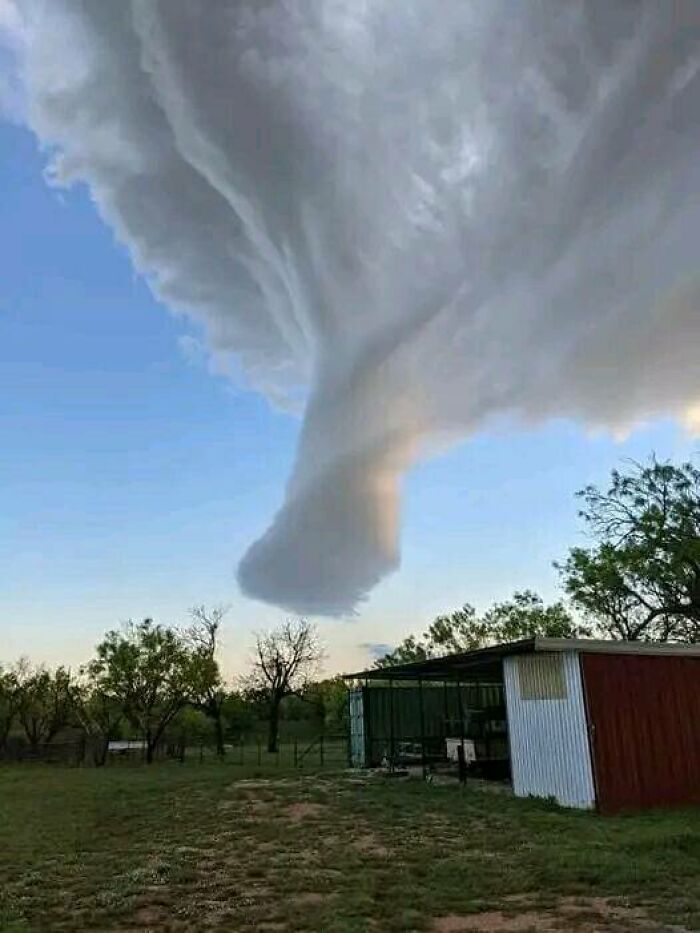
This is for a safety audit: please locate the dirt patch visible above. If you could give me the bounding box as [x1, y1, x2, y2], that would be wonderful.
[558, 896, 646, 920]
[432, 913, 551, 932]
[284, 802, 327, 822]
[229, 779, 295, 791]
[351, 832, 390, 858]
[132, 905, 170, 929]
[431, 897, 686, 932]
[221, 797, 276, 824]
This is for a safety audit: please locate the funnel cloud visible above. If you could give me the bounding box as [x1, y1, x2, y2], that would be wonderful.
[13, 1, 700, 614]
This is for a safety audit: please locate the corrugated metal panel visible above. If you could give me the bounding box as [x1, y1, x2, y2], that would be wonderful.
[582, 654, 700, 813]
[348, 687, 366, 767]
[504, 652, 595, 809]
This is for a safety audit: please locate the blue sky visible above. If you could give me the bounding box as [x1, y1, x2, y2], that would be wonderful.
[2, 120, 698, 677]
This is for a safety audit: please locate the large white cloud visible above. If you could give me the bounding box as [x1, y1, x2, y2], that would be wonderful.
[16, 0, 700, 614]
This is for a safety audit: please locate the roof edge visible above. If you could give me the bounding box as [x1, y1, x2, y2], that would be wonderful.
[344, 636, 700, 680]
[534, 637, 700, 657]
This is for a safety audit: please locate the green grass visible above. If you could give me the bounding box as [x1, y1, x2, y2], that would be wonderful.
[1, 760, 699, 931]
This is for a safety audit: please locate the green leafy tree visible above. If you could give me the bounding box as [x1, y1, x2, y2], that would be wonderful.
[374, 635, 431, 667]
[0, 665, 21, 751]
[480, 591, 589, 642]
[164, 707, 214, 761]
[220, 691, 255, 740]
[15, 664, 75, 747]
[72, 676, 124, 766]
[88, 619, 196, 764]
[248, 619, 324, 753]
[424, 604, 487, 655]
[185, 605, 229, 757]
[375, 591, 585, 667]
[313, 676, 349, 732]
[558, 458, 700, 642]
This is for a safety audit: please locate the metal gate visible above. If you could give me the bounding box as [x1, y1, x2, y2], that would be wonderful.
[582, 653, 700, 813]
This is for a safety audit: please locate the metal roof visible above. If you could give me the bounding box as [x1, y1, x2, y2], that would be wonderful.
[344, 637, 700, 682]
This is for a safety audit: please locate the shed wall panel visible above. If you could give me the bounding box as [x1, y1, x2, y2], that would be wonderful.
[582, 654, 700, 813]
[360, 684, 505, 766]
[504, 652, 595, 809]
[348, 687, 367, 768]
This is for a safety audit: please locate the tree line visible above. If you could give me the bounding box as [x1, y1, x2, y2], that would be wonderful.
[376, 456, 700, 665]
[0, 613, 333, 764]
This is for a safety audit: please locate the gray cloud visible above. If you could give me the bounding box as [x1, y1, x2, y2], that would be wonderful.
[16, 1, 700, 614]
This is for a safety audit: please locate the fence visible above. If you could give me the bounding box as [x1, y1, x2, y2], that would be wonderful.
[0, 736, 93, 766]
[193, 733, 350, 770]
[0, 732, 350, 770]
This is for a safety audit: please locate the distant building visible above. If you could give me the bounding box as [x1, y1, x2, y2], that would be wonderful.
[107, 740, 147, 753]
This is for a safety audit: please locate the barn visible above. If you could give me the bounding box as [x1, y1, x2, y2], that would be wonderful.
[345, 638, 700, 813]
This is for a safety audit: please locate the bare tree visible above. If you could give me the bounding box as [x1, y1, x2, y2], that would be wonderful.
[249, 619, 324, 753]
[186, 605, 230, 757]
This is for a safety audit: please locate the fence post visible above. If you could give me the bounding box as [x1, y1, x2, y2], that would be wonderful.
[364, 683, 371, 768]
[456, 674, 467, 788]
[457, 742, 467, 784]
[389, 678, 395, 772]
[443, 680, 450, 737]
[418, 676, 427, 779]
[320, 734, 324, 767]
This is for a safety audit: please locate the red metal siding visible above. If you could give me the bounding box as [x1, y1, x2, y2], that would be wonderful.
[581, 654, 700, 813]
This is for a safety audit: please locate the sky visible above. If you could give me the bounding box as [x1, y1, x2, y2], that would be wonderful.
[2, 3, 700, 679]
[2, 117, 697, 676]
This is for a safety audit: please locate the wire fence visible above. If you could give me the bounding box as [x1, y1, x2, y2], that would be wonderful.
[186, 734, 350, 770]
[0, 733, 351, 770]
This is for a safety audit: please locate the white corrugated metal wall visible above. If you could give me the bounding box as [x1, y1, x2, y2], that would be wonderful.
[348, 687, 366, 767]
[503, 652, 596, 809]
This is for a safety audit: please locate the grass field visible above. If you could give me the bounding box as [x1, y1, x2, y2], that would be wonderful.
[1, 758, 699, 932]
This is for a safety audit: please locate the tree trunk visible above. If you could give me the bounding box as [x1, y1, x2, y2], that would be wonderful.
[267, 697, 281, 753]
[96, 736, 109, 767]
[214, 710, 225, 758]
[146, 729, 154, 764]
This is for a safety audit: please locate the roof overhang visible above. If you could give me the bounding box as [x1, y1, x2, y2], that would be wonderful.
[344, 637, 700, 683]
[343, 638, 536, 683]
